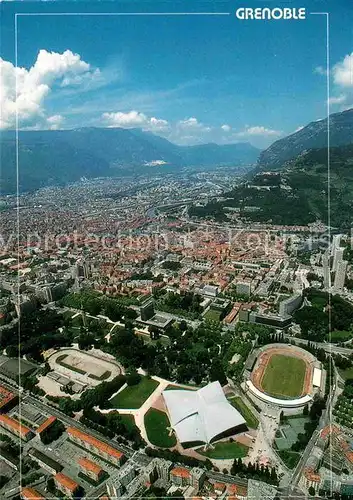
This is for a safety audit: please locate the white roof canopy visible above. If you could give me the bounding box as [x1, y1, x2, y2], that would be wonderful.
[163, 381, 246, 444]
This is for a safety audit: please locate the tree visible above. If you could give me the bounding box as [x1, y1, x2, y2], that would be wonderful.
[270, 467, 278, 483]
[308, 486, 316, 496]
[209, 358, 227, 385]
[0, 476, 8, 488]
[179, 320, 187, 332]
[40, 420, 65, 445]
[149, 325, 160, 340]
[126, 369, 141, 386]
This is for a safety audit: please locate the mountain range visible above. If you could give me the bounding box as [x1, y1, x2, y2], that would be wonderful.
[189, 108, 353, 229]
[1, 107, 352, 197]
[0, 128, 259, 194]
[257, 108, 353, 170]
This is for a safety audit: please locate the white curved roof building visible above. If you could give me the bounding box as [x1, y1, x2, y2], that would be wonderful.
[163, 381, 246, 445]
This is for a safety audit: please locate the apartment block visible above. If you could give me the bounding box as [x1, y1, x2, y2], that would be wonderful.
[0, 414, 33, 441]
[54, 472, 79, 498]
[78, 456, 105, 482]
[21, 487, 45, 500]
[67, 426, 124, 466]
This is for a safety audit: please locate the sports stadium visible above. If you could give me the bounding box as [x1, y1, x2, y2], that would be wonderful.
[246, 344, 323, 408]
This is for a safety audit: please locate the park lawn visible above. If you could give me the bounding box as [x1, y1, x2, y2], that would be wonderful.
[110, 377, 159, 409]
[328, 330, 353, 342]
[136, 331, 171, 346]
[229, 397, 259, 429]
[204, 309, 222, 322]
[198, 441, 248, 459]
[277, 450, 301, 469]
[144, 408, 176, 448]
[310, 294, 328, 309]
[339, 367, 353, 380]
[261, 354, 306, 398]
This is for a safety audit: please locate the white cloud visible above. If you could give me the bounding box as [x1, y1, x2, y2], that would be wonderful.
[328, 94, 347, 105]
[236, 125, 282, 137]
[314, 66, 328, 76]
[101, 110, 170, 132]
[176, 117, 211, 132]
[0, 50, 100, 129]
[149, 116, 169, 131]
[333, 53, 353, 87]
[47, 114, 65, 130]
[102, 110, 147, 127]
[100, 110, 282, 147]
[323, 52, 353, 111]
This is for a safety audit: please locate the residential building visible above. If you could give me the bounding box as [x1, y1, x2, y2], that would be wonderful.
[145, 458, 172, 484]
[236, 281, 251, 296]
[35, 416, 57, 437]
[333, 247, 344, 273]
[249, 310, 291, 328]
[333, 260, 348, 292]
[114, 463, 136, 486]
[140, 298, 155, 321]
[67, 427, 124, 466]
[0, 414, 33, 441]
[28, 448, 63, 474]
[190, 467, 205, 490]
[279, 293, 302, 317]
[106, 478, 124, 498]
[78, 456, 105, 482]
[0, 448, 19, 470]
[201, 284, 218, 297]
[247, 479, 275, 500]
[54, 473, 79, 498]
[322, 251, 330, 289]
[239, 306, 251, 322]
[21, 487, 45, 500]
[0, 385, 18, 413]
[301, 467, 321, 492]
[170, 467, 191, 487]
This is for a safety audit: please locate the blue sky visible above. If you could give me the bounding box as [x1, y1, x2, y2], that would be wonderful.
[1, 0, 352, 148]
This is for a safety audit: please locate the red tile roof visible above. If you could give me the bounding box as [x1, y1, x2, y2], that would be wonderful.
[0, 414, 32, 437]
[345, 451, 353, 464]
[213, 482, 226, 492]
[170, 467, 191, 478]
[0, 385, 17, 410]
[36, 416, 57, 435]
[67, 427, 124, 460]
[54, 472, 79, 492]
[320, 424, 340, 440]
[304, 468, 321, 483]
[226, 484, 248, 496]
[78, 456, 103, 475]
[21, 487, 45, 500]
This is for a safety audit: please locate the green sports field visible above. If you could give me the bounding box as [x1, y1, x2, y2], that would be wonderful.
[144, 409, 176, 448]
[110, 377, 159, 409]
[260, 354, 306, 398]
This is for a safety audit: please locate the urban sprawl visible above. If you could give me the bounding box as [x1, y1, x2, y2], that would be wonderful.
[0, 174, 352, 500]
